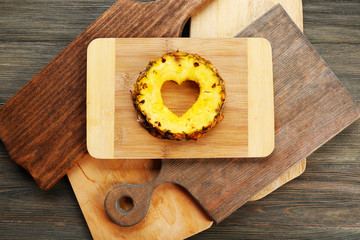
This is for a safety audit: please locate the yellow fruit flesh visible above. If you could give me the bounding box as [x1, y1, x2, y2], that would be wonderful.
[133, 52, 225, 140]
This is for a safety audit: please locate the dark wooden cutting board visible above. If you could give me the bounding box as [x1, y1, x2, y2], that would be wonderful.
[0, 0, 210, 190]
[104, 5, 360, 226]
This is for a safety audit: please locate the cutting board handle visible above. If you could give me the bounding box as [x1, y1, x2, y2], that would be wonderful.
[104, 161, 181, 227]
[105, 180, 161, 227]
[103, 159, 215, 226]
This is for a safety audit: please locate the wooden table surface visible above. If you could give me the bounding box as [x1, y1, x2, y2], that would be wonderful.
[0, 0, 359, 239]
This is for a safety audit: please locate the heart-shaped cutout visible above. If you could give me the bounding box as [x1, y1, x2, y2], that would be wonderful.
[132, 52, 225, 141]
[161, 80, 200, 117]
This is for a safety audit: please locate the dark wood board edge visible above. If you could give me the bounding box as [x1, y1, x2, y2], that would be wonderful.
[208, 4, 360, 223]
[0, 0, 210, 190]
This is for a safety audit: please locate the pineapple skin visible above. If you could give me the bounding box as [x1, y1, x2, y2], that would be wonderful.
[132, 52, 226, 141]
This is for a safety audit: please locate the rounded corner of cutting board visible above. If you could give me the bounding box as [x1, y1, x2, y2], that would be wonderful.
[86, 142, 101, 160]
[255, 139, 275, 158]
[259, 37, 272, 48]
[87, 38, 113, 52]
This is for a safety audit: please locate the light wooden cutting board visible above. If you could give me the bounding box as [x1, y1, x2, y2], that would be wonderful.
[68, 0, 304, 239]
[87, 38, 274, 159]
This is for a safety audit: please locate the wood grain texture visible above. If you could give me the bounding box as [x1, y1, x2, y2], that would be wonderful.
[87, 38, 274, 159]
[1, 1, 360, 239]
[191, 0, 304, 36]
[249, 159, 306, 201]
[74, 1, 285, 238]
[68, 156, 213, 239]
[103, 5, 360, 226]
[247, 38, 274, 157]
[87, 38, 116, 159]
[190, 0, 306, 203]
[0, 0, 211, 190]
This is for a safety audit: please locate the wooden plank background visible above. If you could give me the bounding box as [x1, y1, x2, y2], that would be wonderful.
[0, 0, 359, 239]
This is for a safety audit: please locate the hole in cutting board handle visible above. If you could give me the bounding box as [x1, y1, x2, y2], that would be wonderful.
[117, 196, 134, 212]
[104, 183, 156, 227]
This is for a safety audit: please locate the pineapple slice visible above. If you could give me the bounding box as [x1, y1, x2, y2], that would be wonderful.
[132, 52, 226, 140]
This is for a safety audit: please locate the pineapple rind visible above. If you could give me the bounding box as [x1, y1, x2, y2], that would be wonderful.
[132, 52, 226, 140]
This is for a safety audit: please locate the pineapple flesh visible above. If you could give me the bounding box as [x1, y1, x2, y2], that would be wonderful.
[132, 52, 226, 140]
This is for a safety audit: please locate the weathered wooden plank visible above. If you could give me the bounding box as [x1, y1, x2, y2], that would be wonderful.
[0, 222, 91, 240]
[194, 122, 360, 239]
[193, 226, 360, 240]
[0, 0, 360, 239]
[0, 0, 116, 42]
[303, 0, 360, 44]
[0, 42, 66, 104]
[0, 143, 91, 239]
[311, 43, 360, 103]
